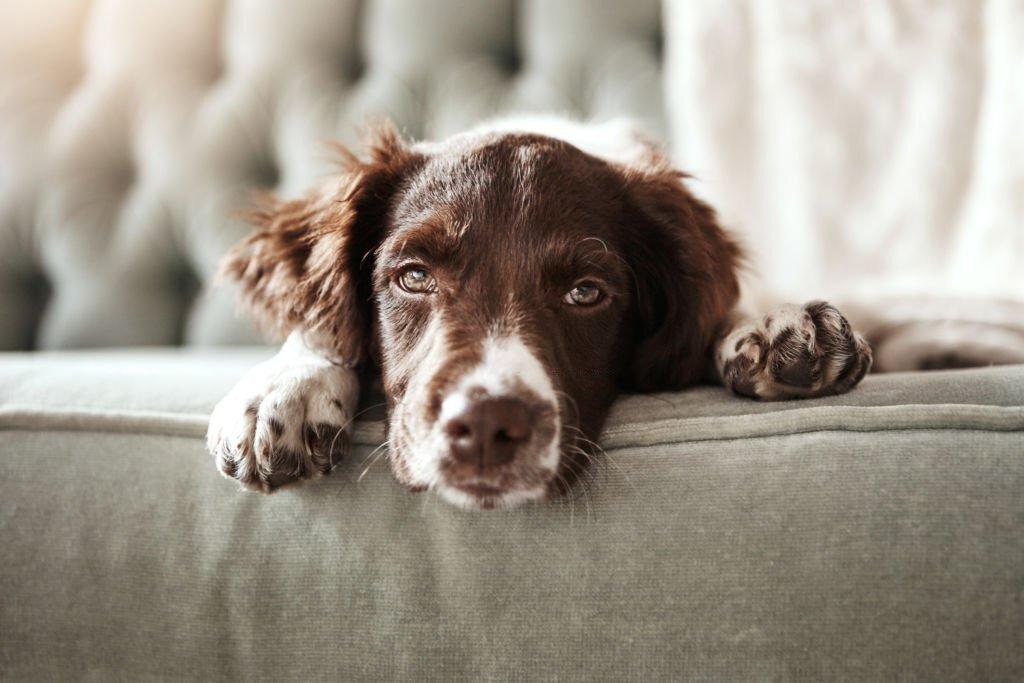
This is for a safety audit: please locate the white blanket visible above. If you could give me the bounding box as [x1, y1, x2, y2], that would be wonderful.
[665, 0, 1023, 322]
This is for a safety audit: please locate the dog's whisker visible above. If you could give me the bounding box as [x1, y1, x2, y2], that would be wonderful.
[359, 439, 389, 467]
[357, 440, 391, 482]
[336, 401, 388, 435]
[580, 235, 641, 302]
[553, 389, 581, 425]
[553, 468, 585, 523]
[562, 428, 638, 499]
[320, 400, 389, 471]
[557, 448, 599, 522]
[360, 446, 391, 479]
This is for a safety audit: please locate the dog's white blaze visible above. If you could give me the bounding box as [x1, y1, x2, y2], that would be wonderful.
[438, 392, 469, 424]
[462, 334, 555, 403]
[402, 315, 451, 489]
[414, 115, 654, 170]
[440, 333, 560, 475]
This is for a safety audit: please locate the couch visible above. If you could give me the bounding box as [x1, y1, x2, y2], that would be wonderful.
[2, 1, 1021, 679]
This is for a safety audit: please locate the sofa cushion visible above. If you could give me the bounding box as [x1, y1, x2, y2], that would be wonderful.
[1, 351, 1022, 679]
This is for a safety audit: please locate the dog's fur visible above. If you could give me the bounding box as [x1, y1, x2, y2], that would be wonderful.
[207, 118, 873, 510]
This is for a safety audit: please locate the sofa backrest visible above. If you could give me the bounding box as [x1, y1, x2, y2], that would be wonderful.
[0, 0, 665, 350]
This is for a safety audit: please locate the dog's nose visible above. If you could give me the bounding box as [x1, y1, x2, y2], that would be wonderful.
[444, 397, 532, 467]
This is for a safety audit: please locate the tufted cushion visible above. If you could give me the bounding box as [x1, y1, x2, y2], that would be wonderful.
[0, 0, 665, 350]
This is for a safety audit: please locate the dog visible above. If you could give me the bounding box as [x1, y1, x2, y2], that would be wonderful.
[206, 117, 873, 510]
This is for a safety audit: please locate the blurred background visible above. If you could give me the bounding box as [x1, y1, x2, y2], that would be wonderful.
[1, 0, 1021, 352]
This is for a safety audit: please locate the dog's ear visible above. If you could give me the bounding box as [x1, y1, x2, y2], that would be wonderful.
[221, 122, 419, 364]
[619, 162, 743, 391]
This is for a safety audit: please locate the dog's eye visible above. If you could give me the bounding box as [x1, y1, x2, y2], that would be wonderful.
[563, 282, 604, 306]
[397, 267, 436, 294]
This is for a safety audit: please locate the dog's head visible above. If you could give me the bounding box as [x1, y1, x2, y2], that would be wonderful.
[225, 123, 740, 509]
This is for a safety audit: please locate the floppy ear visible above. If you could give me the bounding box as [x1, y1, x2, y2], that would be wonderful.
[221, 123, 418, 364]
[619, 163, 743, 392]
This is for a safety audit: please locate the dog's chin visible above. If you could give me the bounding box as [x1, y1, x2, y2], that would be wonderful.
[436, 482, 548, 511]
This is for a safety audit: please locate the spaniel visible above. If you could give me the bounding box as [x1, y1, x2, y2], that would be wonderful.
[206, 118, 872, 510]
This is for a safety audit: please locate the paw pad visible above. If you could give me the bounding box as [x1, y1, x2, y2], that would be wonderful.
[206, 361, 357, 493]
[721, 301, 872, 399]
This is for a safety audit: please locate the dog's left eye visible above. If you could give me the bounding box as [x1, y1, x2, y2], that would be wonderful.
[397, 267, 436, 294]
[563, 282, 604, 306]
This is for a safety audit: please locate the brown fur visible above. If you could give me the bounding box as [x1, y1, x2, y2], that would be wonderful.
[221, 123, 423, 364]
[221, 123, 743, 500]
[618, 163, 742, 391]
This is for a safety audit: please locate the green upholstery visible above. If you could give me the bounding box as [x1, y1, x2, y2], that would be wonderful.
[2, 351, 1021, 680]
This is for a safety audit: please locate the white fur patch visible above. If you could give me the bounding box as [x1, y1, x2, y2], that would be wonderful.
[442, 334, 554, 416]
[207, 330, 360, 490]
[395, 315, 451, 491]
[445, 333, 559, 471]
[401, 331, 560, 509]
[413, 115, 656, 170]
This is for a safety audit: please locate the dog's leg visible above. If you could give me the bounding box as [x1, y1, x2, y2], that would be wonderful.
[713, 301, 872, 400]
[206, 331, 359, 492]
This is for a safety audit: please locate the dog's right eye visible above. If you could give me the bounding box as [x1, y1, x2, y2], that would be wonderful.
[563, 282, 605, 307]
[397, 266, 436, 294]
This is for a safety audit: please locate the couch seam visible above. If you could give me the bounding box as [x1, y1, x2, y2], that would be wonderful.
[1, 404, 1021, 449]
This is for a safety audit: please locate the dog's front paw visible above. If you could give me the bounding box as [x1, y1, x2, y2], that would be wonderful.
[206, 358, 359, 492]
[719, 301, 872, 400]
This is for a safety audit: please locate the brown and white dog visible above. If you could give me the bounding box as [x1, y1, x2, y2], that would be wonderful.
[206, 117, 873, 510]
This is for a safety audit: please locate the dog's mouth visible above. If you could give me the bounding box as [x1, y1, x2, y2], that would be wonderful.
[434, 431, 563, 510]
[455, 482, 505, 497]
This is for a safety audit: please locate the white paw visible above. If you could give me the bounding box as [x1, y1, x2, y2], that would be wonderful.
[718, 301, 872, 400]
[206, 356, 359, 492]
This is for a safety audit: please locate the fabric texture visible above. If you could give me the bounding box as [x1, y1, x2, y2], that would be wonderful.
[2, 350, 1023, 680]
